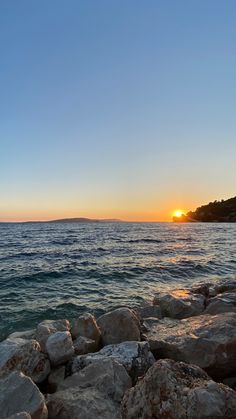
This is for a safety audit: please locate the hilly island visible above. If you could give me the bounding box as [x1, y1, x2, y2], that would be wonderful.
[173, 196, 236, 222]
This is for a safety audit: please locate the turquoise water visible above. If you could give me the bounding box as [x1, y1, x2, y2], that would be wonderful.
[0, 222, 235, 340]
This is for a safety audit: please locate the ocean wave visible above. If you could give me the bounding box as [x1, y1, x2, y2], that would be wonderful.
[0, 222, 235, 340]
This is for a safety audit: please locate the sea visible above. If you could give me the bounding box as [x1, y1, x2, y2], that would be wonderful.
[0, 221, 235, 340]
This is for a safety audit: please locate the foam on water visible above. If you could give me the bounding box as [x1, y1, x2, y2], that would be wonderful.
[0, 222, 235, 340]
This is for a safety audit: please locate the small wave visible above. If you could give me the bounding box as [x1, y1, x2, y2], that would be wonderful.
[128, 238, 162, 244]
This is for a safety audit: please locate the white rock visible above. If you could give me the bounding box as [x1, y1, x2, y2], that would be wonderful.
[0, 371, 47, 419]
[122, 359, 236, 419]
[46, 331, 74, 366]
[36, 319, 70, 352]
[0, 338, 50, 383]
[59, 358, 131, 402]
[72, 341, 154, 382]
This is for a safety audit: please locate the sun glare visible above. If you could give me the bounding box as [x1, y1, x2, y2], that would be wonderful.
[174, 210, 183, 218]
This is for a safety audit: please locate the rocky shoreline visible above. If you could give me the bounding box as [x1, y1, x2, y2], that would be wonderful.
[0, 278, 236, 418]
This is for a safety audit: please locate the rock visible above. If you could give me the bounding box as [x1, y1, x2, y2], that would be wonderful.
[97, 308, 140, 345]
[153, 288, 205, 319]
[46, 331, 74, 366]
[59, 358, 131, 402]
[6, 416, 29, 419]
[36, 319, 70, 352]
[72, 341, 154, 382]
[47, 366, 65, 393]
[47, 387, 121, 419]
[144, 312, 236, 379]
[0, 371, 47, 419]
[205, 292, 236, 314]
[71, 313, 101, 344]
[8, 330, 36, 340]
[0, 338, 50, 383]
[74, 336, 99, 355]
[190, 279, 236, 298]
[122, 359, 236, 419]
[135, 303, 162, 320]
[209, 279, 236, 297]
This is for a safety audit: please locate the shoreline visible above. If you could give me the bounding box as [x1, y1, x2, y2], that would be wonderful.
[1, 278, 236, 418]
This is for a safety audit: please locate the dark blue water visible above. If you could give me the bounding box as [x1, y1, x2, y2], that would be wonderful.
[0, 222, 235, 340]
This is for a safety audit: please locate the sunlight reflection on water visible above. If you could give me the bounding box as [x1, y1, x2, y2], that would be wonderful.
[0, 222, 235, 339]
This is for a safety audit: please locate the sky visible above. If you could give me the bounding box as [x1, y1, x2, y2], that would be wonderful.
[0, 0, 236, 222]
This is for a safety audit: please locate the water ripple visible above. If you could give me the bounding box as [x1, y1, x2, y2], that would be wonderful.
[0, 222, 236, 340]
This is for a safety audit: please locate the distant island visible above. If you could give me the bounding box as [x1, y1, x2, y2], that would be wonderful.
[0, 218, 122, 224]
[49, 217, 121, 223]
[173, 196, 236, 222]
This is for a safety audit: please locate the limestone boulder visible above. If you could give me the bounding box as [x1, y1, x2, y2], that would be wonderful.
[71, 313, 101, 344]
[36, 319, 70, 352]
[47, 387, 121, 419]
[0, 371, 47, 419]
[205, 292, 236, 314]
[74, 336, 99, 355]
[153, 288, 205, 319]
[72, 341, 154, 382]
[97, 308, 140, 345]
[0, 337, 50, 383]
[59, 358, 131, 402]
[122, 359, 236, 419]
[46, 331, 74, 366]
[8, 330, 36, 340]
[144, 312, 236, 379]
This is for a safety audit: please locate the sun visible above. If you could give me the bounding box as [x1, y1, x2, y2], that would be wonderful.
[174, 210, 183, 218]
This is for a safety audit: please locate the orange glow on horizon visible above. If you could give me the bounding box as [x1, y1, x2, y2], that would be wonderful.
[173, 210, 185, 218]
[0, 208, 189, 223]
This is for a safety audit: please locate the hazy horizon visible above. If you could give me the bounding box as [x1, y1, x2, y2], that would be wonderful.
[1, 1, 236, 222]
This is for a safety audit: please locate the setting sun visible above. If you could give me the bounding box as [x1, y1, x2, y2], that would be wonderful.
[174, 210, 184, 218]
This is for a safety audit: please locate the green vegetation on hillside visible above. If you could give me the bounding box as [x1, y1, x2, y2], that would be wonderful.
[173, 196, 236, 222]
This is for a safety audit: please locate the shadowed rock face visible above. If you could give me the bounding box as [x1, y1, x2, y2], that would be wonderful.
[47, 387, 121, 419]
[6, 413, 31, 419]
[122, 359, 236, 419]
[205, 292, 236, 314]
[0, 371, 47, 419]
[144, 312, 236, 379]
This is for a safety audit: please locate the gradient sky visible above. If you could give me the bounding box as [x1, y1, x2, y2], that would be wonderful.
[0, 0, 236, 221]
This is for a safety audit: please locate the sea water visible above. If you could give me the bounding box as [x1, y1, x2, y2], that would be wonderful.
[0, 222, 235, 340]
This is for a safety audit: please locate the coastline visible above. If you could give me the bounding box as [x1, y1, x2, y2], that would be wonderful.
[1, 278, 236, 418]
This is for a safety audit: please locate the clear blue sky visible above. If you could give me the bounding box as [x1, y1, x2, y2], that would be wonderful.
[0, 0, 235, 221]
